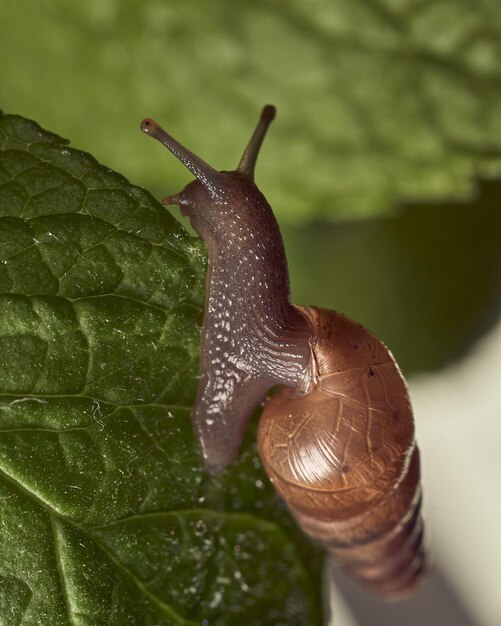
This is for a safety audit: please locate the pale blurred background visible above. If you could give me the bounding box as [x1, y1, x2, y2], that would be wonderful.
[329, 316, 501, 626]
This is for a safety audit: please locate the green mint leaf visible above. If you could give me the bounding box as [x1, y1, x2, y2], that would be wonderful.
[0, 112, 323, 625]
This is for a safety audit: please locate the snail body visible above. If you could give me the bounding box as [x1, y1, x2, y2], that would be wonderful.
[141, 106, 426, 598]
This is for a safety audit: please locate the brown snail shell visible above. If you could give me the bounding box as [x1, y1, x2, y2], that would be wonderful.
[258, 306, 426, 598]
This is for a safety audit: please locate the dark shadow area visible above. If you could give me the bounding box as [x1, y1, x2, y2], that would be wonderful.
[330, 562, 480, 626]
[284, 177, 501, 374]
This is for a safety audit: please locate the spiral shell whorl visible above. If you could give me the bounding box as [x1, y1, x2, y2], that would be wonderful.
[257, 307, 427, 598]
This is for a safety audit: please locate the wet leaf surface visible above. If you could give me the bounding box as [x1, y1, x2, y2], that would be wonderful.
[0, 112, 323, 626]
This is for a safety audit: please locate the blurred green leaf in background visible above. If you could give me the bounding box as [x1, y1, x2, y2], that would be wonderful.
[1, 0, 501, 222]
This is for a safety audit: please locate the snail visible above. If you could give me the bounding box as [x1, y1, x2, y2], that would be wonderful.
[141, 106, 427, 599]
